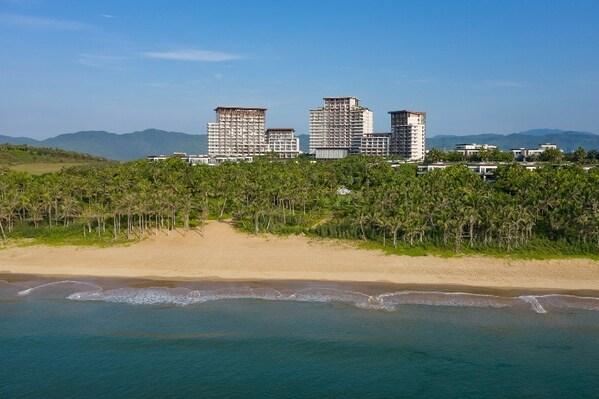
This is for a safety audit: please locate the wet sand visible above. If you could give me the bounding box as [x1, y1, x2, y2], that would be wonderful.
[1, 221, 599, 292]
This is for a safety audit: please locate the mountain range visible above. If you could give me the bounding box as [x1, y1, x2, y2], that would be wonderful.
[0, 128, 597, 161]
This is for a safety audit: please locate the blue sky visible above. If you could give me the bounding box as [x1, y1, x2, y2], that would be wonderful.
[1, 0, 599, 138]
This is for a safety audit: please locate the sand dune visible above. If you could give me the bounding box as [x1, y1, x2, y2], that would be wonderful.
[1, 221, 599, 292]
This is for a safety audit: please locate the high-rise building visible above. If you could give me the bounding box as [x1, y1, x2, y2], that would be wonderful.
[388, 110, 426, 161]
[208, 107, 267, 156]
[265, 128, 300, 159]
[309, 97, 373, 156]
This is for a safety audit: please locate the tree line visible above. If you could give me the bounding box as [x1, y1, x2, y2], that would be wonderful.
[425, 146, 599, 164]
[0, 157, 598, 254]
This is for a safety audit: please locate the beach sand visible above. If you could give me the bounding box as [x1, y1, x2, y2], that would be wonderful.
[1, 221, 599, 292]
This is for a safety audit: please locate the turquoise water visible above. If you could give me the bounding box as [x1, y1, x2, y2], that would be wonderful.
[1, 279, 599, 398]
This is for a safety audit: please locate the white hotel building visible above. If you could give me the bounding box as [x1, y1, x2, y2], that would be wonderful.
[309, 97, 425, 160]
[208, 107, 267, 157]
[389, 110, 426, 161]
[309, 97, 373, 156]
[207, 106, 300, 159]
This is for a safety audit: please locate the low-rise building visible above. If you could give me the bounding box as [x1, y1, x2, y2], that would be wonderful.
[511, 143, 561, 160]
[359, 133, 390, 157]
[417, 163, 499, 180]
[265, 128, 300, 159]
[147, 153, 253, 166]
[454, 143, 498, 157]
[315, 148, 349, 160]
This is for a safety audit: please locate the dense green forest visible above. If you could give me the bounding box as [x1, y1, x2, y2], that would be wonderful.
[0, 157, 598, 257]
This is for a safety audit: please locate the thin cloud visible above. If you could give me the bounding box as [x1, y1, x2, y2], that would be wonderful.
[101, 14, 115, 18]
[0, 13, 90, 30]
[143, 49, 242, 62]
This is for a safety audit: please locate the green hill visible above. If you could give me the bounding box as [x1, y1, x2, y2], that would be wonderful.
[0, 144, 106, 164]
[0, 144, 108, 174]
[0, 129, 207, 161]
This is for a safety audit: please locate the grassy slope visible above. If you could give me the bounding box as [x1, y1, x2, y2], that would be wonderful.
[0, 144, 109, 174]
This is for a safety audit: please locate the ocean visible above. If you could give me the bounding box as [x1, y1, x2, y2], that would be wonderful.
[1, 277, 599, 398]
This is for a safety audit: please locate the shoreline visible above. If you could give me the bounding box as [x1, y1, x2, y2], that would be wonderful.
[4, 273, 599, 299]
[1, 222, 599, 293]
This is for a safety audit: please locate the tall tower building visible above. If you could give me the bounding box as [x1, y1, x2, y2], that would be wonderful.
[309, 97, 373, 155]
[388, 110, 426, 161]
[207, 107, 267, 156]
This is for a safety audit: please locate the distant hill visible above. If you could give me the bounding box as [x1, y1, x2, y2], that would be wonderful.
[427, 129, 599, 152]
[0, 135, 38, 146]
[0, 128, 596, 161]
[0, 129, 311, 161]
[0, 129, 207, 161]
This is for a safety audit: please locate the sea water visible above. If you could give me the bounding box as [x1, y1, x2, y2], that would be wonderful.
[1, 278, 599, 398]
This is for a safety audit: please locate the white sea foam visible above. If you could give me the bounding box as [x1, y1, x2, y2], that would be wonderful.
[68, 287, 286, 306]
[62, 284, 599, 314]
[519, 296, 547, 314]
[18, 280, 102, 296]
[377, 291, 518, 309]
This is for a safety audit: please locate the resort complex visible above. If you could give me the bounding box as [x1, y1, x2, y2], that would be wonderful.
[149, 96, 429, 163]
[147, 96, 575, 180]
[309, 97, 427, 160]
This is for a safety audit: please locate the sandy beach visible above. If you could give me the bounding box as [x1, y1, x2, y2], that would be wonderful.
[1, 221, 599, 292]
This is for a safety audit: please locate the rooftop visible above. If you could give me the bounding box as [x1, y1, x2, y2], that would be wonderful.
[214, 106, 267, 112]
[388, 110, 426, 115]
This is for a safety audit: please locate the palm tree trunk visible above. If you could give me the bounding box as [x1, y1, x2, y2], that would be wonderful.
[0, 219, 6, 241]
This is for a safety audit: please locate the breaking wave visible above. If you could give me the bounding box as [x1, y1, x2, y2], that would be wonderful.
[64, 286, 599, 314]
[18, 280, 102, 297]
[519, 296, 547, 314]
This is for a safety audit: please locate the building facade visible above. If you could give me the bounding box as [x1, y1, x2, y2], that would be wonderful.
[359, 133, 390, 157]
[388, 110, 426, 161]
[265, 128, 300, 158]
[208, 107, 267, 157]
[309, 97, 373, 156]
[511, 143, 560, 160]
[454, 143, 498, 157]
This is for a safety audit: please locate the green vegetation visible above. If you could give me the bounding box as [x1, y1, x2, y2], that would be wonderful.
[8, 162, 96, 175]
[0, 156, 598, 258]
[425, 148, 514, 163]
[0, 144, 106, 164]
[425, 146, 599, 164]
[0, 144, 109, 175]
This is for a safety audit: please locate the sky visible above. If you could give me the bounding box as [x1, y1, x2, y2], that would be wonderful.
[1, 0, 599, 138]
